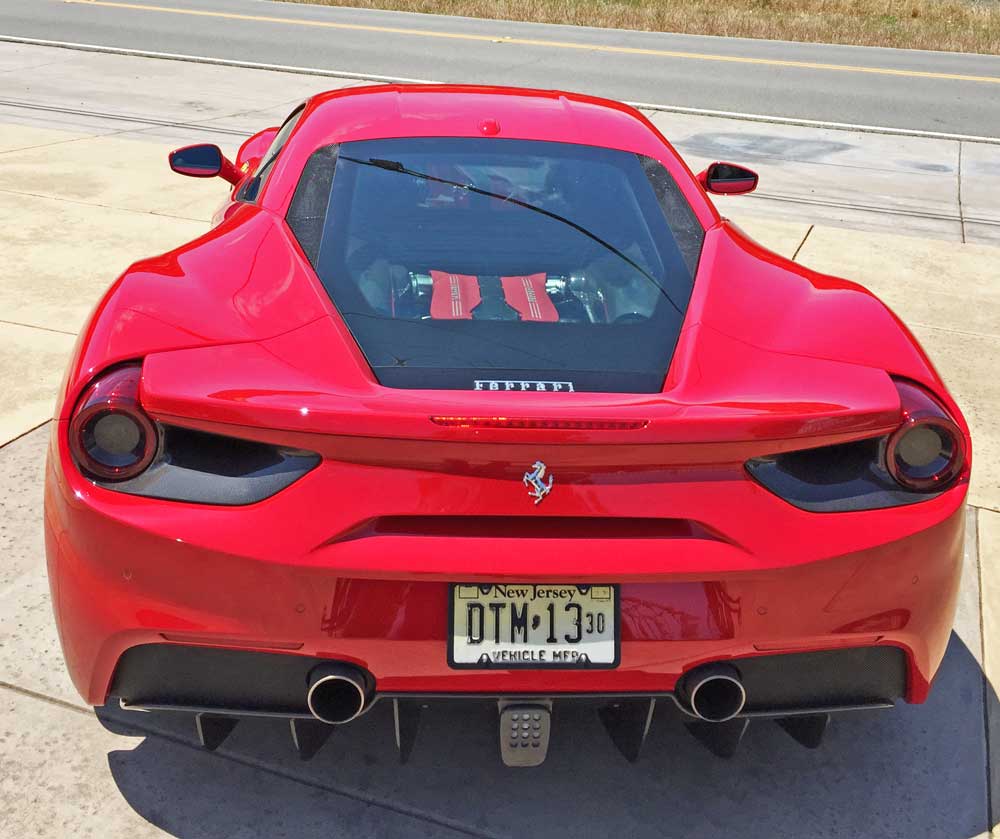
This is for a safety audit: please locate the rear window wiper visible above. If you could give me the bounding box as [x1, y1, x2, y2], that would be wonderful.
[339, 155, 683, 315]
[368, 158, 407, 172]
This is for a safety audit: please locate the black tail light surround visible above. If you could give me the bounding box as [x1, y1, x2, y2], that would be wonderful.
[69, 365, 320, 505]
[746, 378, 967, 513]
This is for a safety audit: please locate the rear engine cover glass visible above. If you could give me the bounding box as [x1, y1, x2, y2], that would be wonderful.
[287, 138, 704, 392]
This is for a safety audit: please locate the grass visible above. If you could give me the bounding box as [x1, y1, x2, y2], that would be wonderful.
[278, 0, 1000, 54]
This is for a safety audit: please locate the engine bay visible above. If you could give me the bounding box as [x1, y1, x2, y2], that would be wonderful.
[354, 266, 660, 324]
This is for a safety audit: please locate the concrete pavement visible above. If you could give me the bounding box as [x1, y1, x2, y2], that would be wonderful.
[649, 111, 1000, 245]
[1, 41, 999, 839]
[3, 0, 1000, 137]
[2, 41, 998, 249]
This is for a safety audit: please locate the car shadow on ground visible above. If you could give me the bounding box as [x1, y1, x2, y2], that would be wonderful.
[96, 633, 993, 839]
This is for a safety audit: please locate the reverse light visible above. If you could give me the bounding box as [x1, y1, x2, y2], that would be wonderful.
[69, 364, 158, 482]
[886, 379, 966, 492]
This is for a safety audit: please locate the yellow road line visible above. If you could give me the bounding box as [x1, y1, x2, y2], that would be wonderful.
[64, 0, 1000, 85]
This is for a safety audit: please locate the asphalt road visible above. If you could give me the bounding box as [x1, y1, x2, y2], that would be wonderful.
[2, 0, 1000, 138]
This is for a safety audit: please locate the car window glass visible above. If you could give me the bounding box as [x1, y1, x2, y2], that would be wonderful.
[287, 137, 705, 393]
[238, 106, 304, 203]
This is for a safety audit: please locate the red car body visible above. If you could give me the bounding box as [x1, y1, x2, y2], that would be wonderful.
[44, 85, 970, 762]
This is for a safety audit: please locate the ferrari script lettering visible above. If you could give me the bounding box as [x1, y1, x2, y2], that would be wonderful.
[474, 380, 575, 392]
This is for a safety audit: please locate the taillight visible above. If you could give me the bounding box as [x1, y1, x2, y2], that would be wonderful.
[69, 365, 158, 482]
[745, 378, 968, 512]
[886, 380, 966, 492]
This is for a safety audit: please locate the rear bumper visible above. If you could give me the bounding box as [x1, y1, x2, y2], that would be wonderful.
[111, 642, 907, 719]
[43, 424, 966, 708]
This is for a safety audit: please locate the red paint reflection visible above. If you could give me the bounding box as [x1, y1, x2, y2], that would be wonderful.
[622, 583, 739, 641]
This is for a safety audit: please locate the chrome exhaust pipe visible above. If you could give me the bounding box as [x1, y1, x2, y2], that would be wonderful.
[680, 663, 746, 723]
[306, 663, 372, 725]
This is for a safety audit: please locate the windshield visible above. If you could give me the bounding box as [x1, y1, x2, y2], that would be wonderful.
[287, 137, 704, 393]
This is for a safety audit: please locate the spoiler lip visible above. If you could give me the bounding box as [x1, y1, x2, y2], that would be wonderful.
[134, 414, 903, 475]
[137, 315, 902, 451]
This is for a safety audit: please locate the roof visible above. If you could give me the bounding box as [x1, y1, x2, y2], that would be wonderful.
[308, 84, 656, 148]
[261, 84, 717, 228]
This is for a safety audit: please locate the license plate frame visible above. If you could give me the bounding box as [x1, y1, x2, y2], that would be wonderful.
[447, 583, 621, 670]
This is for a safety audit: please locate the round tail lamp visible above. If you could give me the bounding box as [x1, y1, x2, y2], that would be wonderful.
[887, 380, 967, 492]
[69, 365, 158, 481]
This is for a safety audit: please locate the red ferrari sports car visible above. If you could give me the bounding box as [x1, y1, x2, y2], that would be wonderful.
[45, 84, 970, 766]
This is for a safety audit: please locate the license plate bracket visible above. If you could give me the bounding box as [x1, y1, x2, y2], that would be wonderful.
[448, 583, 620, 669]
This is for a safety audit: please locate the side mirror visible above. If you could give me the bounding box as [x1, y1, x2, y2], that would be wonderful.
[169, 144, 241, 185]
[697, 162, 759, 195]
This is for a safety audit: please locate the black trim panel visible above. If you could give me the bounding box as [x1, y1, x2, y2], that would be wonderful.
[111, 645, 322, 716]
[746, 436, 942, 512]
[727, 647, 906, 713]
[109, 643, 906, 716]
[375, 367, 664, 393]
[103, 425, 320, 506]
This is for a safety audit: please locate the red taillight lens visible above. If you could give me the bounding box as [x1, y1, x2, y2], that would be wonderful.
[886, 380, 966, 492]
[69, 365, 158, 481]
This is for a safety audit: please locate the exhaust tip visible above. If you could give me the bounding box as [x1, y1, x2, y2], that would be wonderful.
[306, 663, 371, 725]
[682, 664, 746, 723]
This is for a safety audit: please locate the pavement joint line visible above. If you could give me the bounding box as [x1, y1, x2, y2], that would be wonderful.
[973, 506, 985, 666]
[983, 666, 994, 832]
[0, 186, 210, 224]
[790, 224, 813, 261]
[672, 147, 959, 178]
[0, 95, 252, 137]
[632, 102, 1000, 145]
[0, 680, 503, 839]
[906, 322, 1000, 342]
[976, 508, 993, 829]
[0, 679, 92, 716]
[959, 214, 1000, 226]
[959, 141, 967, 244]
[0, 318, 77, 336]
[0, 103, 257, 153]
[747, 191, 995, 227]
[195, 96, 316, 125]
[0, 133, 110, 156]
[57, 0, 1000, 86]
[3, 35, 1000, 146]
[0, 57, 77, 75]
[0, 419, 50, 451]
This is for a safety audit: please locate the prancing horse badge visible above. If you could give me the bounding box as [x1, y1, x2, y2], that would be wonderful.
[523, 461, 554, 505]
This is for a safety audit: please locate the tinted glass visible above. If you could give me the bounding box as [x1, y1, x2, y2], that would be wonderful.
[287, 137, 704, 393]
[171, 144, 222, 175]
[239, 107, 303, 203]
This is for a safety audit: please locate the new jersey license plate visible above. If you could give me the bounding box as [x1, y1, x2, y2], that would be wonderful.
[448, 583, 619, 669]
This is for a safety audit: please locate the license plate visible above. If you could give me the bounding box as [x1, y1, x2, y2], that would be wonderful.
[448, 583, 619, 669]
